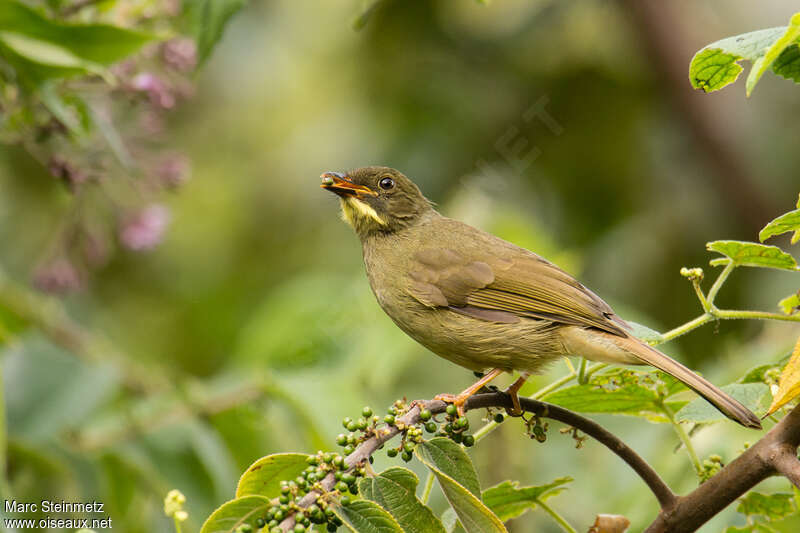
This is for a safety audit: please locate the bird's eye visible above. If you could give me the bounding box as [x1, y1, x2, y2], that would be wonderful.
[379, 177, 395, 190]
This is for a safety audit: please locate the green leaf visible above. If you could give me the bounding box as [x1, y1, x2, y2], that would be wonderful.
[358, 467, 446, 533]
[759, 209, 800, 244]
[415, 438, 481, 497]
[184, 0, 247, 65]
[542, 369, 687, 423]
[706, 240, 798, 270]
[482, 478, 572, 522]
[747, 14, 800, 95]
[199, 495, 271, 533]
[675, 383, 771, 424]
[779, 292, 800, 315]
[0, 1, 156, 66]
[689, 12, 800, 95]
[415, 439, 506, 533]
[331, 499, 405, 533]
[441, 508, 460, 533]
[736, 492, 796, 521]
[235, 453, 310, 498]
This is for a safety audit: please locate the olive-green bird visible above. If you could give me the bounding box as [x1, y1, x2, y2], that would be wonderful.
[320, 166, 761, 429]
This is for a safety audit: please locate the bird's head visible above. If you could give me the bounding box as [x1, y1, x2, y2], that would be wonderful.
[320, 166, 433, 237]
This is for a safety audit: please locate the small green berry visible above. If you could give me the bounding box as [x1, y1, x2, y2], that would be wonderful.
[388, 406, 397, 415]
[343, 445, 355, 455]
[346, 421, 358, 432]
[356, 418, 368, 430]
[446, 404, 458, 416]
[327, 524, 338, 532]
[494, 413, 505, 423]
[336, 434, 347, 446]
[362, 406, 373, 417]
[268, 520, 278, 528]
[463, 435, 475, 447]
[336, 481, 348, 493]
[455, 417, 468, 429]
[294, 525, 306, 533]
[403, 441, 415, 452]
[333, 455, 345, 468]
[256, 518, 266, 528]
[340, 496, 351, 506]
[342, 417, 353, 429]
[425, 421, 437, 433]
[279, 495, 290, 504]
[401, 451, 413, 462]
[387, 448, 398, 458]
[384, 414, 396, 425]
[419, 409, 432, 421]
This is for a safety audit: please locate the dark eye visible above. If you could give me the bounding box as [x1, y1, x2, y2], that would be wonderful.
[379, 177, 395, 190]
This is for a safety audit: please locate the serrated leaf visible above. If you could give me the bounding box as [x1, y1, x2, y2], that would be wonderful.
[199, 495, 271, 533]
[482, 478, 572, 522]
[415, 438, 481, 497]
[736, 492, 796, 521]
[778, 292, 800, 315]
[358, 467, 446, 533]
[675, 383, 771, 423]
[184, 0, 247, 65]
[689, 12, 800, 95]
[542, 369, 686, 423]
[235, 453, 309, 498]
[706, 240, 798, 270]
[416, 439, 506, 533]
[759, 209, 800, 243]
[332, 499, 405, 533]
[765, 337, 800, 415]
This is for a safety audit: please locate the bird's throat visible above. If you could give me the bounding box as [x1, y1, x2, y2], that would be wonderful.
[340, 197, 386, 231]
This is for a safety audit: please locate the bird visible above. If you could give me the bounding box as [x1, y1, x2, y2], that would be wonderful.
[320, 166, 762, 429]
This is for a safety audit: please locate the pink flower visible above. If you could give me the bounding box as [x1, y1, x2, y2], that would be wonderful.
[33, 258, 83, 293]
[131, 73, 175, 109]
[119, 204, 171, 251]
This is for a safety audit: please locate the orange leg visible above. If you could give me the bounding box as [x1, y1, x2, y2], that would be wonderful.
[435, 368, 505, 416]
[504, 372, 530, 416]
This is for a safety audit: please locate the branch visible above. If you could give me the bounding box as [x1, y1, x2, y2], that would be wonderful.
[646, 403, 800, 532]
[279, 392, 676, 531]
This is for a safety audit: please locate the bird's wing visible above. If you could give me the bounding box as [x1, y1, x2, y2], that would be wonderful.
[406, 247, 629, 336]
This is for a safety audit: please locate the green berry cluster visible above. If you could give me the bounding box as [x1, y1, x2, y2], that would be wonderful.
[699, 454, 724, 482]
[525, 414, 548, 443]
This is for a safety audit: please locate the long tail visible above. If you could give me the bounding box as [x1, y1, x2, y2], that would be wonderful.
[617, 336, 762, 429]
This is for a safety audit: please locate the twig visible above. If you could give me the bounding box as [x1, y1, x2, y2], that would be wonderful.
[646, 403, 800, 532]
[279, 393, 676, 531]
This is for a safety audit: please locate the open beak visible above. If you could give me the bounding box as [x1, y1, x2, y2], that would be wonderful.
[320, 172, 377, 198]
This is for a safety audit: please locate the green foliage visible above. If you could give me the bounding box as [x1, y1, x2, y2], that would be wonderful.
[689, 12, 800, 95]
[358, 467, 446, 533]
[726, 492, 799, 532]
[199, 495, 271, 533]
[0, 1, 156, 83]
[481, 477, 572, 522]
[706, 241, 798, 270]
[183, 0, 248, 65]
[415, 438, 507, 533]
[675, 383, 771, 424]
[235, 453, 310, 498]
[543, 369, 687, 423]
[760, 210, 800, 245]
[332, 499, 405, 533]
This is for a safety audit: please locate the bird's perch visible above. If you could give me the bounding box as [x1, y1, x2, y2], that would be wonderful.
[278, 391, 800, 532]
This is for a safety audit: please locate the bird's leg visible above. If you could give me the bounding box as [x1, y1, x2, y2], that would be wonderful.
[435, 368, 505, 416]
[504, 372, 531, 416]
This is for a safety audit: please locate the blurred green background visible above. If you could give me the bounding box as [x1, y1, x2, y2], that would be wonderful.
[1, 0, 799, 531]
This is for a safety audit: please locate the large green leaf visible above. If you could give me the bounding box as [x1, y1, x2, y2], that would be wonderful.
[542, 369, 687, 423]
[482, 478, 572, 522]
[415, 439, 506, 533]
[332, 499, 405, 533]
[199, 495, 271, 533]
[689, 12, 800, 95]
[415, 438, 481, 497]
[706, 240, 798, 270]
[359, 467, 446, 533]
[675, 383, 771, 424]
[235, 453, 309, 498]
[0, 1, 156, 65]
[184, 0, 247, 65]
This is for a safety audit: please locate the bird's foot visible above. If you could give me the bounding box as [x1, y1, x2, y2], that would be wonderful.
[434, 393, 468, 416]
[503, 372, 530, 417]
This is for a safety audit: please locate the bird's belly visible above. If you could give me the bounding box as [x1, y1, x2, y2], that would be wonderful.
[379, 300, 565, 373]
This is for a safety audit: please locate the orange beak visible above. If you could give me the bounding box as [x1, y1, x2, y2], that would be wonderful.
[320, 172, 377, 198]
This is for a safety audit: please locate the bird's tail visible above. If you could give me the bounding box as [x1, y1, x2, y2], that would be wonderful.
[617, 336, 762, 429]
